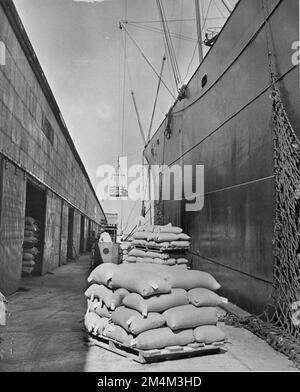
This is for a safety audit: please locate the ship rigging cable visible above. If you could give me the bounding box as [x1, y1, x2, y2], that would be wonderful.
[156, 0, 182, 90]
[120, 20, 176, 100]
[127, 22, 197, 43]
[183, 0, 214, 83]
[119, 0, 128, 234]
[148, 55, 166, 142]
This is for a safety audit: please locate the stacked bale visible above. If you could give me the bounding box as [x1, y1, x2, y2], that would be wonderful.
[132, 223, 191, 249]
[84, 262, 227, 351]
[120, 242, 131, 264]
[123, 223, 190, 268]
[22, 217, 40, 276]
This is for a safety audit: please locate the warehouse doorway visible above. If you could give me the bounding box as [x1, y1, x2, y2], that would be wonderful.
[22, 181, 46, 277]
[80, 215, 85, 253]
[67, 207, 74, 260]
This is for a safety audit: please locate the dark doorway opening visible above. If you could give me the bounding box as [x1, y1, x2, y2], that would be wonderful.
[67, 207, 74, 260]
[80, 215, 85, 253]
[23, 181, 46, 277]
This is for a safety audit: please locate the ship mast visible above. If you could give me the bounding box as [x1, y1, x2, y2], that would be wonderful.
[194, 0, 203, 63]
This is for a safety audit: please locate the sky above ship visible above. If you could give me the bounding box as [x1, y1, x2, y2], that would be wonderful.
[14, 0, 235, 233]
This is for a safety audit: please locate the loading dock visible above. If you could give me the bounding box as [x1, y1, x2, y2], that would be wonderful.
[67, 207, 75, 260]
[23, 180, 46, 277]
[80, 215, 85, 253]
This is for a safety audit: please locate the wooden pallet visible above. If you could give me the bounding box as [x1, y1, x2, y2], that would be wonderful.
[87, 332, 226, 364]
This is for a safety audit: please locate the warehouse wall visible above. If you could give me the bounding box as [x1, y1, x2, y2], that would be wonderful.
[0, 2, 106, 294]
[0, 157, 26, 295]
[0, 2, 105, 224]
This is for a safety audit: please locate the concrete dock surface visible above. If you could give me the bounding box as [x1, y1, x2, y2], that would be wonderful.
[0, 255, 298, 372]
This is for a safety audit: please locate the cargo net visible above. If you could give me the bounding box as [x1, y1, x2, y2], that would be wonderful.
[222, 85, 300, 367]
[271, 86, 300, 338]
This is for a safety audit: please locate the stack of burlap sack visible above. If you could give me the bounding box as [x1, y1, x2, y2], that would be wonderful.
[122, 223, 190, 267]
[22, 216, 40, 276]
[123, 247, 189, 267]
[84, 263, 227, 351]
[119, 242, 131, 263]
[131, 223, 191, 250]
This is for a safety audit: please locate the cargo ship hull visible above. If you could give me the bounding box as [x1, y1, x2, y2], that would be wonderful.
[144, 0, 300, 314]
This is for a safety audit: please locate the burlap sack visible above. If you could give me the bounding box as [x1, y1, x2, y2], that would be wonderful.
[165, 269, 221, 291]
[24, 230, 34, 237]
[150, 258, 176, 266]
[177, 233, 191, 240]
[124, 256, 137, 263]
[129, 313, 165, 335]
[163, 305, 218, 330]
[22, 260, 35, 267]
[128, 249, 146, 258]
[128, 263, 220, 291]
[85, 284, 113, 303]
[23, 252, 35, 262]
[147, 241, 171, 249]
[25, 217, 35, 225]
[112, 288, 130, 308]
[84, 312, 109, 335]
[145, 251, 168, 260]
[23, 236, 39, 246]
[152, 223, 170, 233]
[22, 266, 34, 275]
[170, 241, 190, 248]
[111, 264, 171, 297]
[87, 263, 119, 287]
[123, 289, 189, 316]
[193, 325, 226, 344]
[188, 288, 223, 307]
[136, 257, 153, 264]
[103, 324, 133, 347]
[111, 306, 140, 331]
[159, 242, 171, 248]
[133, 232, 154, 240]
[132, 240, 148, 246]
[94, 303, 112, 318]
[85, 285, 129, 310]
[159, 226, 183, 234]
[163, 259, 176, 266]
[176, 258, 189, 265]
[25, 223, 39, 233]
[25, 247, 39, 256]
[153, 233, 180, 243]
[111, 306, 165, 335]
[132, 327, 194, 350]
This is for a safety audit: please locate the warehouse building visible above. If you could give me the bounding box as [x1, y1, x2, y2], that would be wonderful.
[0, 0, 106, 296]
